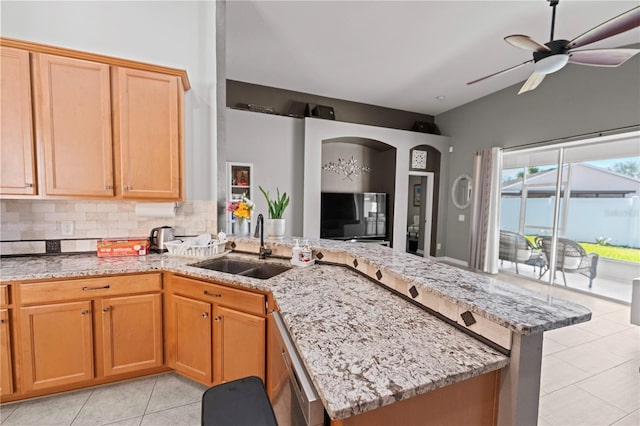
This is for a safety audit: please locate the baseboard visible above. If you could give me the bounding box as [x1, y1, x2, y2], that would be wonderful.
[435, 256, 468, 267]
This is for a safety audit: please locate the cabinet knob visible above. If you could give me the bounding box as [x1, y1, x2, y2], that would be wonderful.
[102, 307, 110, 313]
[81, 309, 89, 315]
[202, 312, 209, 319]
[214, 316, 222, 322]
[0, 319, 5, 324]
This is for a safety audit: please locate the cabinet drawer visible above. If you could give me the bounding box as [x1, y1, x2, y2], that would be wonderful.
[19, 274, 162, 305]
[0, 285, 9, 307]
[170, 275, 265, 316]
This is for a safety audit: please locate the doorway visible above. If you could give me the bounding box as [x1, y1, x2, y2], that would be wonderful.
[407, 172, 434, 257]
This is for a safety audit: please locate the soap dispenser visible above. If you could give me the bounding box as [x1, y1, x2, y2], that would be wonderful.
[292, 239, 302, 262]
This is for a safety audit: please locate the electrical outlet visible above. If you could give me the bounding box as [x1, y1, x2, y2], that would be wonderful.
[436, 243, 441, 250]
[61, 220, 74, 236]
[458, 214, 465, 222]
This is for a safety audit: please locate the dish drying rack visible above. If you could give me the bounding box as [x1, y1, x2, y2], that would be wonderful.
[164, 238, 228, 259]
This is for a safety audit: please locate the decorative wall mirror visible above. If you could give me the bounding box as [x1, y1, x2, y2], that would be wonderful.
[451, 174, 472, 209]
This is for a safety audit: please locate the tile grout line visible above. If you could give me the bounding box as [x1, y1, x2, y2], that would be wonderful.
[70, 388, 95, 426]
[140, 374, 159, 422]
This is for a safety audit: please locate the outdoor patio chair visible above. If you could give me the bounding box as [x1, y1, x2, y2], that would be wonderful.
[536, 236, 599, 288]
[499, 230, 544, 274]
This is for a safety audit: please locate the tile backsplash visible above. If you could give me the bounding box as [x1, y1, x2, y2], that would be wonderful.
[0, 199, 218, 255]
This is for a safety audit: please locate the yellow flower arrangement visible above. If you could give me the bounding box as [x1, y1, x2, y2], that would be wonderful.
[227, 195, 254, 219]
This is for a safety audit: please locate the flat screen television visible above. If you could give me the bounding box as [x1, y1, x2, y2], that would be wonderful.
[320, 192, 386, 240]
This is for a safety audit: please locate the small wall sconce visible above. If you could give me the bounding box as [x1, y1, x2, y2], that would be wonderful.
[322, 156, 371, 181]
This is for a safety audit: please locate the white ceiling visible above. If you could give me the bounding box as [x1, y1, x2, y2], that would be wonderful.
[226, 0, 640, 116]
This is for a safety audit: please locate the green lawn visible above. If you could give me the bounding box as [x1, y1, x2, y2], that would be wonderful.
[579, 243, 640, 263]
[525, 236, 640, 263]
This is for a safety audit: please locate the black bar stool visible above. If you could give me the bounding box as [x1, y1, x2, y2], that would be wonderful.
[201, 376, 277, 426]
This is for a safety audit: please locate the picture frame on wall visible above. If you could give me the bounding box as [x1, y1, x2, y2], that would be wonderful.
[413, 184, 422, 206]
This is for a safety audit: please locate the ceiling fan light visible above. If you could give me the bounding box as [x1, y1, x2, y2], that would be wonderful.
[534, 54, 569, 74]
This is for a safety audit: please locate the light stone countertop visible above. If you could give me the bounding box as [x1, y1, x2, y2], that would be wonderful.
[0, 238, 591, 419]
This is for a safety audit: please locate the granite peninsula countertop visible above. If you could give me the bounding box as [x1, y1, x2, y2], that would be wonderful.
[0, 238, 591, 419]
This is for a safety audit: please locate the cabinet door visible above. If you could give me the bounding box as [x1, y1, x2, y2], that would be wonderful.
[20, 301, 93, 391]
[97, 293, 163, 377]
[34, 53, 114, 197]
[169, 295, 212, 383]
[0, 47, 36, 195]
[113, 67, 182, 200]
[213, 305, 265, 384]
[0, 309, 13, 397]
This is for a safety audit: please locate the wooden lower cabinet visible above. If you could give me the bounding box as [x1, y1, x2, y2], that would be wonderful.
[166, 275, 267, 386]
[13, 274, 165, 398]
[213, 305, 265, 384]
[332, 370, 501, 426]
[20, 301, 94, 391]
[169, 295, 212, 383]
[96, 293, 163, 377]
[1, 309, 14, 397]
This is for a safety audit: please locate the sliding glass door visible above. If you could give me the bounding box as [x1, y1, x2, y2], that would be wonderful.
[498, 131, 640, 302]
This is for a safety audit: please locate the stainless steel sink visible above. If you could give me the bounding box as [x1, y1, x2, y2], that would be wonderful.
[190, 258, 291, 280]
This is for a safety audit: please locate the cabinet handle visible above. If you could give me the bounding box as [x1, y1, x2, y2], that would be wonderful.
[81, 309, 89, 315]
[102, 307, 110, 313]
[203, 290, 222, 298]
[201, 312, 209, 319]
[25, 183, 33, 188]
[123, 185, 129, 190]
[105, 185, 112, 190]
[82, 285, 110, 291]
[214, 316, 222, 322]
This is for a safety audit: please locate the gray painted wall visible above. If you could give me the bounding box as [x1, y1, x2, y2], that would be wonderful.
[1, 0, 217, 201]
[436, 54, 640, 262]
[226, 108, 305, 237]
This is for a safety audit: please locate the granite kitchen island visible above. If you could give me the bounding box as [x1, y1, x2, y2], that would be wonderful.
[0, 237, 591, 425]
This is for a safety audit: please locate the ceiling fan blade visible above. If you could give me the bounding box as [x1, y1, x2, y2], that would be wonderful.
[568, 6, 640, 49]
[467, 60, 533, 85]
[518, 72, 545, 95]
[569, 48, 640, 67]
[505, 35, 551, 52]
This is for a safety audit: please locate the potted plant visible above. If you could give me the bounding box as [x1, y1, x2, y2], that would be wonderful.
[259, 186, 290, 239]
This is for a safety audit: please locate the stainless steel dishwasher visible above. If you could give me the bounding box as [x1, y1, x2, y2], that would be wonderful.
[269, 311, 325, 426]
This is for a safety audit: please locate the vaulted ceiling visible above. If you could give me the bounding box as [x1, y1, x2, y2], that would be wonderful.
[226, 1, 640, 115]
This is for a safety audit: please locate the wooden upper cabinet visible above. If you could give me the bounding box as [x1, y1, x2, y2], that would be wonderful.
[113, 67, 183, 200]
[0, 47, 36, 195]
[34, 53, 114, 197]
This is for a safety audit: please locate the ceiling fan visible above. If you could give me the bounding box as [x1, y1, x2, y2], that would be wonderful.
[468, 1, 640, 94]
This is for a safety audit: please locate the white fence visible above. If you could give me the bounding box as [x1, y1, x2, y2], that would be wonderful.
[500, 196, 640, 248]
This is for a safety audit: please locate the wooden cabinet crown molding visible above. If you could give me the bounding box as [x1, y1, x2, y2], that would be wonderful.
[0, 37, 190, 91]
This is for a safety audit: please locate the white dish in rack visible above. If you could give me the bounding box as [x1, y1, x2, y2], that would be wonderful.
[164, 239, 228, 259]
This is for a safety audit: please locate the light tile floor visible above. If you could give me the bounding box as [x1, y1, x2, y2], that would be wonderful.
[1, 272, 637, 426]
[0, 373, 207, 426]
[498, 271, 640, 426]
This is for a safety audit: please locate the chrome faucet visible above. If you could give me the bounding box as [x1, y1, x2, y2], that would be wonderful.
[254, 213, 272, 259]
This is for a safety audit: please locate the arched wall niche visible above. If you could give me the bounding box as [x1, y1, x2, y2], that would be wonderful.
[321, 136, 397, 244]
[304, 118, 450, 253]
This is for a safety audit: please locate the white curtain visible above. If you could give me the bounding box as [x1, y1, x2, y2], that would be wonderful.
[468, 147, 502, 273]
